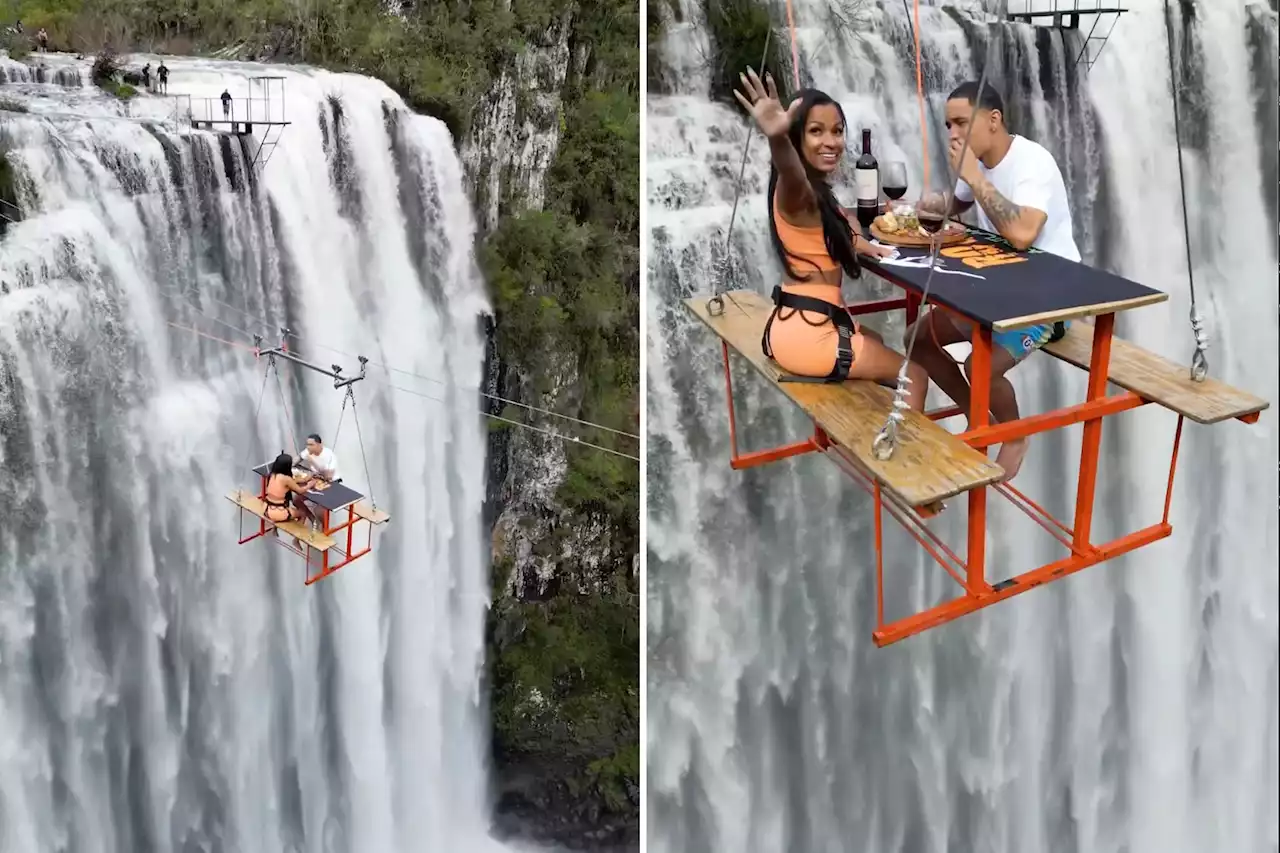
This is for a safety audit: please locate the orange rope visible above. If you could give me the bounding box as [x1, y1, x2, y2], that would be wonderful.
[910, 0, 929, 193]
[900, 3, 957, 374]
[166, 321, 258, 353]
[784, 0, 800, 89]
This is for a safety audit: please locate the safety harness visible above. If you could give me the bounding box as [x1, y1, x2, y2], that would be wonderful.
[762, 286, 856, 384]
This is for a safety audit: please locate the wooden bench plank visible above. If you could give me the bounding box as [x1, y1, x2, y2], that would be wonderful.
[352, 502, 391, 525]
[993, 292, 1168, 333]
[684, 290, 1005, 507]
[226, 490, 337, 551]
[1042, 321, 1270, 424]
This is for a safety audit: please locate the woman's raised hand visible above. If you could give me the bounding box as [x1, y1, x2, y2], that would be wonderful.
[733, 68, 800, 139]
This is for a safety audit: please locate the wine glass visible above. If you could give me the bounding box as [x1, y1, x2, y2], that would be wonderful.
[915, 189, 950, 249]
[882, 161, 908, 212]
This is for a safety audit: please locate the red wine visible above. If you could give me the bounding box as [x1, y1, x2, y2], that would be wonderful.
[917, 211, 945, 234]
[855, 128, 879, 228]
[883, 185, 907, 200]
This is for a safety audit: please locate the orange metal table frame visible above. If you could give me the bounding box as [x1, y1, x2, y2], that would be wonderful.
[235, 473, 375, 585]
[715, 287, 1260, 648]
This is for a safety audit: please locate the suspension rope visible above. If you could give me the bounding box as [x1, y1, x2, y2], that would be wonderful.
[272, 357, 301, 456]
[240, 355, 275, 476]
[331, 387, 350, 446]
[708, 28, 774, 318]
[1161, 0, 1209, 382]
[873, 5, 994, 461]
[346, 388, 378, 510]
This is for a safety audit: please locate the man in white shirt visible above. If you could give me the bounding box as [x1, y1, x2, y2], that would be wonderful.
[298, 433, 341, 484]
[905, 80, 1080, 480]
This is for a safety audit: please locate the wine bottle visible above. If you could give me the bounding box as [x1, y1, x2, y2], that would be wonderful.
[855, 128, 879, 229]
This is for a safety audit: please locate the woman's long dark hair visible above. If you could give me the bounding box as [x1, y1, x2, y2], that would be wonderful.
[766, 88, 862, 282]
[269, 453, 294, 477]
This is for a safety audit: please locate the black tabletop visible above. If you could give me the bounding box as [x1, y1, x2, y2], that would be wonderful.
[301, 481, 363, 511]
[251, 462, 364, 511]
[861, 228, 1166, 330]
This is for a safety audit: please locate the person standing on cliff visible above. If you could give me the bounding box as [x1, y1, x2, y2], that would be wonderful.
[36, 26, 47, 51]
[157, 61, 169, 94]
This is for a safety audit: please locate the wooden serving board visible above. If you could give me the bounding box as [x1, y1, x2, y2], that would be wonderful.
[870, 219, 968, 248]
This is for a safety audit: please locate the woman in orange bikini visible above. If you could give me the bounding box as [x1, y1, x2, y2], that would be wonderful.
[732, 69, 927, 410]
[263, 453, 315, 549]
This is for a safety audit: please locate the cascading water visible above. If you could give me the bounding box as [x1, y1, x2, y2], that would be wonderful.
[646, 1, 1278, 851]
[0, 52, 536, 852]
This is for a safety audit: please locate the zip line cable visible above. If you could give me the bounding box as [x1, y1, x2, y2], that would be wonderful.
[379, 380, 640, 461]
[156, 282, 639, 441]
[156, 285, 639, 461]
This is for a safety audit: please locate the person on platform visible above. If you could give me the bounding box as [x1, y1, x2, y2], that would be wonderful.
[157, 61, 169, 93]
[262, 453, 315, 550]
[220, 88, 232, 118]
[908, 80, 1081, 481]
[732, 68, 927, 410]
[297, 433, 341, 485]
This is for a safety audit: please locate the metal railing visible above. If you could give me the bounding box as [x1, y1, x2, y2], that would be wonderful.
[185, 96, 286, 125]
[1006, 0, 1125, 14]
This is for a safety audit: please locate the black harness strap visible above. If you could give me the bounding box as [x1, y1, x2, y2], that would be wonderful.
[761, 286, 856, 383]
[1048, 321, 1066, 343]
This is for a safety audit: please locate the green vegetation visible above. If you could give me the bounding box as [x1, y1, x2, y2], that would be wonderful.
[488, 580, 639, 802]
[5, 0, 590, 138]
[479, 0, 639, 828]
[4, 30, 31, 59]
[87, 47, 138, 99]
[703, 0, 787, 104]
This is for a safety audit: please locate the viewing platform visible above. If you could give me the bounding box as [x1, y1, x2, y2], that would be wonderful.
[168, 76, 290, 171]
[1005, 0, 1126, 70]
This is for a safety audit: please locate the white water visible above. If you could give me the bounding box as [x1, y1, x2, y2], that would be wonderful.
[646, 1, 1279, 851]
[0, 53, 534, 853]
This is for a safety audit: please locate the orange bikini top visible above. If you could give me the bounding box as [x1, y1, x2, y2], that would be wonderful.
[771, 193, 845, 273]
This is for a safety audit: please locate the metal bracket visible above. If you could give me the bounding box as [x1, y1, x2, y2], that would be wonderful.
[260, 329, 368, 388]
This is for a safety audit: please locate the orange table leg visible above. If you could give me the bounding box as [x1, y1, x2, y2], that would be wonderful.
[721, 341, 739, 460]
[966, 324, 992, 593]
[1072, 312, 1115, 549]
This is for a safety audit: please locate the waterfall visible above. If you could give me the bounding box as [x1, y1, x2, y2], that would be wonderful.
[646, 0, 1279, 851]
[0, 53, 532, 852]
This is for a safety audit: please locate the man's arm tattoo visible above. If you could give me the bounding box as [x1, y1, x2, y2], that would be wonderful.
[970, 178, 1023, 230]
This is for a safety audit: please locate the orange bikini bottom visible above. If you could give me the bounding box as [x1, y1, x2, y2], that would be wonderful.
[762, 285, 865, 379]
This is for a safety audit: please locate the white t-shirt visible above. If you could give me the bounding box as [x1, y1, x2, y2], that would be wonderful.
[954, 135, 1081, 262]
[300, 446, 341, 481]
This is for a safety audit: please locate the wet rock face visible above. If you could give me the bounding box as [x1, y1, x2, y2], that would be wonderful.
[491, 753, 640, 852]
[462, 11, 640, 853]
[462, 10, 576, 235]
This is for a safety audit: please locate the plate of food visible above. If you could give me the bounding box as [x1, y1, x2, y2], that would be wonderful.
[869, 206, 968, 248]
